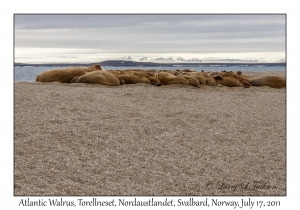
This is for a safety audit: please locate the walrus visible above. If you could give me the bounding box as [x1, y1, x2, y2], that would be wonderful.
[218, 72, 251, 87]
[183, 69, 196, 72]
[173, 72, 200, 87]
[201, 73, 216, 86]
[84, 64, 105, 72]
[213, 75, 248, 87]
[36, 67, 86, 83]
[250, 76, 286, 88]
[70, 70, 122, 86]
[184, 72, 206, 85]
[176, 75, 200, 87]
[130, 71, 161, 86]
[116, 74, 152, 85]
[112, 70, 161, 86]
[147, 76, 162, 86]
[106, 70, 119, 75]
[154, 72, 189, 85]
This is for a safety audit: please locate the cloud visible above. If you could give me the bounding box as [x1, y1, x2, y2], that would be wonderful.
[14, 14, 286, 63]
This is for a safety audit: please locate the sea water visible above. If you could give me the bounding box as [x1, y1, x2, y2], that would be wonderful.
[14, 65, 286, 83]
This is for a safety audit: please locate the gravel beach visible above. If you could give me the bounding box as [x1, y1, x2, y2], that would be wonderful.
[14, 71, 286, 196]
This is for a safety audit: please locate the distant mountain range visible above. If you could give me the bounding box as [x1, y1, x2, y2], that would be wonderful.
[97, 60, 285, 67]
[15, 60, 286, 67]
[121, 55, 285, 64]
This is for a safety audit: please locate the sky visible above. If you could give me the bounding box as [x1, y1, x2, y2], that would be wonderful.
[14, 14, 286, 64]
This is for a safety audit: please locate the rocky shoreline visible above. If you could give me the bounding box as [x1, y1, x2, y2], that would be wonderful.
[14, 71, 286, 196]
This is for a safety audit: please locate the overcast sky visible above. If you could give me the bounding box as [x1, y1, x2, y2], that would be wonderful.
[14, 14, 286, 63]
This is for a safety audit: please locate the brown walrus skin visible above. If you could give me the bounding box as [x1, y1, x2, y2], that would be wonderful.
[36, 68, 86, 83]
[218, 72, 251, 87]
[177, 75, 200, 87]
[250, 76, 286, 88]
[128, 71, 162, 86]
[116, 74, 151, 85]
[35, 65, 104, 83]
[154, 72, 189, 85]
[213, 75, 247, 87]
[201, 73, 217, 86]
[108, 70, 161, 86]
[106, 70, 122, 75]
[84, 64, 105, 72]
[70, 70, 122, 86]
[181, 72, 206, 85]
[142, 75, 161, 86]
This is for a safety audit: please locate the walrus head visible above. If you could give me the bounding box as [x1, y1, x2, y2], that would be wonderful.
[213, 75, 223, 80]
[94, 64, 105, 71]
[94, 64, 101, 69]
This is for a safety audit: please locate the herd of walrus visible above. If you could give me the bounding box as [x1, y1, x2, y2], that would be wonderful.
[35, 64, 286, 88]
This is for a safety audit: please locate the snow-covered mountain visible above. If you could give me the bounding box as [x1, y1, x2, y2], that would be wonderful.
[121, 56, 277, 63]
[123, 56, 203, 63]
[276, 58, 286, 63]
[123, 56, 135, 61]
[154, 57, 175, 62]
[201, 58, 260, 63]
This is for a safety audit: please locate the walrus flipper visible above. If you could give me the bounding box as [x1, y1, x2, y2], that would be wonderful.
[70, 76, 79, 83]
[151, 81, 162, 86]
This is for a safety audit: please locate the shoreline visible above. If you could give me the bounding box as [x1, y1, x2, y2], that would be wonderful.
[14, 70, 286, 83]
[14, 71, 286, 196]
